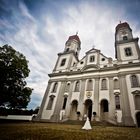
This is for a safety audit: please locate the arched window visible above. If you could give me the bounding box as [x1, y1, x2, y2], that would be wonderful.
[101, 79, 107, 90]
[86, 79, 93, 91]
[46, 95, 55, 110]
[62, 97, 67, 109]
[131, 75, 139, 88]
[123, 36, 128, 40]
[90, 55, 95, 62]
[74, 81, 80, 92]
[135, 95, 140, 110]
[114, 79, 119, 89]
[60, 58, 66, 66]
[115, 95, 120, 109]
[66, 48, 69, 52]
[65, 83, 70, 92]
[125, 47, 132, 56]
[52, 82, 58, 93]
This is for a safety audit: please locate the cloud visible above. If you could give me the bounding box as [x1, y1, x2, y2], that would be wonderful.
[0, 0, 140, 109]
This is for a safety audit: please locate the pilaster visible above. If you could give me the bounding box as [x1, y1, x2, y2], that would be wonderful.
[77, 79, 86, 119]
[120, 75, 134, 126]
[50, 81, 66, 122]
[36, 81, 52, 120]
[93, 78, 100, 121]
[64, 81, 74, 119]
[108, 77, 116, 122]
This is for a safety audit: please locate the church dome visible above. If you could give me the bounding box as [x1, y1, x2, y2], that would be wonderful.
[67, 35, 81, 43]
[115, 22, 132, 31]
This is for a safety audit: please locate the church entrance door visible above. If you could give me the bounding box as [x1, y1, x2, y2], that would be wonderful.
[70, 100, 78, 120]
[100, 99, 109, 121]
[136, 112, 140, 127]
[84, 99, 92, 121]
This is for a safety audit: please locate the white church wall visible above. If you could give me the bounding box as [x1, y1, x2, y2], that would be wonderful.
[83, 79, 95, 101]
[70, 56, 78, 67]
[71, 92, 80, 102]
[41, 82, 61, 119]
[50, 67, 140, 82]
[125, 74, 140, 124]
[99, 90, 110, 102]
[76, 58, 86, 68]
[119, 42, 138, 61]
[99, 54, 109, 65]
[99, 78, 110, 102]
[69, 41, 78, 51]
[56, 54, 70, 70]
[83, 91, 94, 102]
[87, 53, 98, 65]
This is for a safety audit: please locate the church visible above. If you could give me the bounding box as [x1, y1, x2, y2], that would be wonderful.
[37, 22, 140, 127]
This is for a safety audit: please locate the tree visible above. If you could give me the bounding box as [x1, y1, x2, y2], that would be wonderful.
[0, 45, 33, 109]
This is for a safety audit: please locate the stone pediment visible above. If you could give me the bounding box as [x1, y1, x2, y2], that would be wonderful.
[132, 90, 140, 95]
[81, 64, 98, 71]
[86, 48, 100, 54]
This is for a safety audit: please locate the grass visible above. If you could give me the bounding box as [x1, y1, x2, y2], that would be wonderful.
[0, 122, 140, 140]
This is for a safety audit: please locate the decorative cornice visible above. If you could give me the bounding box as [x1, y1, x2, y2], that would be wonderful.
[115, 38, 139, 46]
[132, 90, 140, 95]
[49, 62, 140, 78]
[58, 51, 79, 61]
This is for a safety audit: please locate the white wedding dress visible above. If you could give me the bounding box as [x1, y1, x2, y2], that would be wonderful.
[82, 117, 92, 130]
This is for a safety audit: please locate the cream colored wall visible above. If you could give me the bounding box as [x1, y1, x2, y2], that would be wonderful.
[41, 82, 61, 119]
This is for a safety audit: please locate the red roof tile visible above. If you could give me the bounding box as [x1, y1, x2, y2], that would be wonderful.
[115, 22, 132, 31]
[68, 35, 81, 43]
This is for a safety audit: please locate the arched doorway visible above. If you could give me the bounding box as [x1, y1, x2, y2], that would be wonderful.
[136, 112, 140, 127]
[70, 100, 78, 120]
[100, 99, 109, 121]
[84, 99, 92, 121]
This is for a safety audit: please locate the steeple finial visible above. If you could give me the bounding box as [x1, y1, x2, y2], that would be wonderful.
[76, 31, 78, 35]
[120, 20, 121, 24]
[92, 44, 95, 48]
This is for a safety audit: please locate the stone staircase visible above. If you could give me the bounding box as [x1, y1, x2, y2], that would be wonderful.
[62, 120, 115, 126]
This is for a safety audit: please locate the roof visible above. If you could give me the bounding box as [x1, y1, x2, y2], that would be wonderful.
[67, 35, 81, 43]
[115, 22, 132, 31]
[86, 48, 100, 54]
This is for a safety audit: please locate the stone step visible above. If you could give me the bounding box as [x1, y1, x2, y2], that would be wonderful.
[62, 120, 115, 126]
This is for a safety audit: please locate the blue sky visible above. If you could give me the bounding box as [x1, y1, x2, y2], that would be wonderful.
[0, 0, 140, 109]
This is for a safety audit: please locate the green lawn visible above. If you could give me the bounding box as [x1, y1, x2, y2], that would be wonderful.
[0, 122, 140, 140]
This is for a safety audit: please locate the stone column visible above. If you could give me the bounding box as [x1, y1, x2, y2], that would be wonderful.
[36, 81, 52, 120]
[119, 75, 134, 126]
[108, 77, 116, 122]
[93, 78, 100, 121]
[77, 79, 86, 120]
[51, 81, 66, 122]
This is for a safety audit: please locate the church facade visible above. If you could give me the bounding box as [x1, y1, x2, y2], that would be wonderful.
[37, 22, 140, 127]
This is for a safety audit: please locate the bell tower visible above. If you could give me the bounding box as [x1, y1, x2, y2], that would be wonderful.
[64, 34, 81, 57]
[115, 22, 140, 61]
[53, 34, 81, 72]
